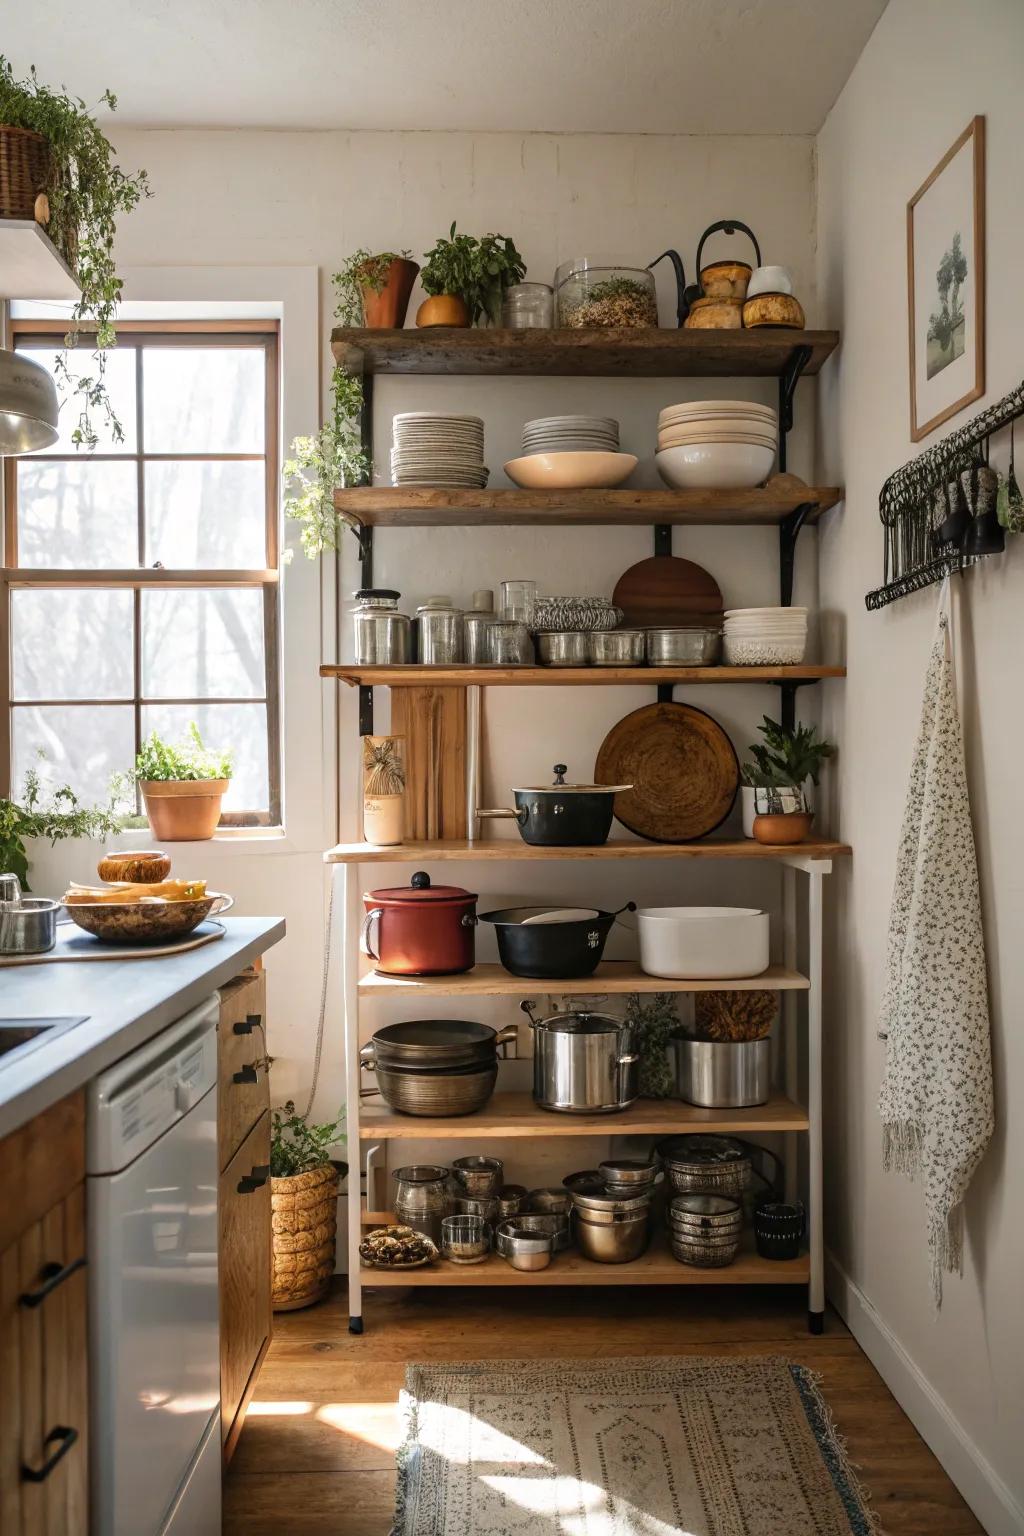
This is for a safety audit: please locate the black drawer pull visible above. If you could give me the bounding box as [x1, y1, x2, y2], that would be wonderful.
[22, 1425, 78, 1483]
[233, 1012, 263, 1035]
[233, 1064, 259, 1085]
[238, 1167, 269, 1194]
[19, 1257, 87, 1310]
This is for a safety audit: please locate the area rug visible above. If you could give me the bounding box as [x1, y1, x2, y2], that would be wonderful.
[393, 1356, 877, 1536]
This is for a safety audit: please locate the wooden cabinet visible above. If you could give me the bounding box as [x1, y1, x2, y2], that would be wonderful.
[0, 1093, 89, 1536]
[217, 970, 272, 1461]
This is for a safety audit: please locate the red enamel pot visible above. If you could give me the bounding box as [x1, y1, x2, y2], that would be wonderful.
[361, 870, 477, 976]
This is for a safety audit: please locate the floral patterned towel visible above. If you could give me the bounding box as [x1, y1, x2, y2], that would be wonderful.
[878, 597, 994, 1305]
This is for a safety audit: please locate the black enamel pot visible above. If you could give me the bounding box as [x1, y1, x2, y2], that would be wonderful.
[476, 764, 631, 846]
[481, 902, 636, 979]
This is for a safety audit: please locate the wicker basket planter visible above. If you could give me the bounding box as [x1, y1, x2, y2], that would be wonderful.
[271, 1161, 340, 1311]
[0, 126, 51, 223]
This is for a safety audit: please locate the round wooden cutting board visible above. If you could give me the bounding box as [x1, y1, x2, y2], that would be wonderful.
[612, 555, 724, 627]
[594, 702, 739, 842]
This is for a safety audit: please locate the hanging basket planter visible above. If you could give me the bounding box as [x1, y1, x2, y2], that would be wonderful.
[0, 125, 51, 224]
[270, 1162, 341, 1311]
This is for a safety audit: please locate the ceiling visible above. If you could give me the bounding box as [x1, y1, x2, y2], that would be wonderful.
[5, 0, 887, 136]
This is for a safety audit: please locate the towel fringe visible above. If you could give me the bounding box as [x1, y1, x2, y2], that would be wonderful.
[882, 1119, 923, 1178]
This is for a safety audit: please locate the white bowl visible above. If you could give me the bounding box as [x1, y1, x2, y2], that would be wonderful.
[637, 906, 770, 979]
[655, 442, 776, 491]
[746, 266, 794, 299]
[504, 451, 638, 490]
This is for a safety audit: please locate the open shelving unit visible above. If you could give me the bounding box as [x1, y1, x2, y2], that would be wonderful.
[0, 218, 80, 300]
[324, 325, 846, 1334]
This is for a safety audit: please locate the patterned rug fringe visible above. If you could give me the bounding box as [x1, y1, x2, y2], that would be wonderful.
[790, 1364, 885, 1536]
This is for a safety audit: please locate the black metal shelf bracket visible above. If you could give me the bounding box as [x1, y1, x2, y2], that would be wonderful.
[779, 503, 816, 607]
[654, 525, 674, 702]
[777, 344, 813, 473]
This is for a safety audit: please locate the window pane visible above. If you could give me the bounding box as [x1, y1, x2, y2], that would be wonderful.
[17, 460, 139, 568]
[19, 345, 137, 455]
[12, 704, 134, 807]
[141, 703, 269, 813]
[143, 347, 265, 452]
[12, 590, 134, 700]
[145, 461, 266, 568]
[141, 589, 265, 699]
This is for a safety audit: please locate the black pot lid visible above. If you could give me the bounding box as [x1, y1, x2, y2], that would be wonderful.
[657, 1134, 747, 1164]
[373, 1018, 496, 1050]
[511, 762, 630, 794]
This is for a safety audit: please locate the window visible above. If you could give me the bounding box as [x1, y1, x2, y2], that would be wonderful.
[2, 322, 281, 825]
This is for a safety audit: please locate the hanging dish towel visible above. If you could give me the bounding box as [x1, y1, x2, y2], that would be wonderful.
[878, 591, 993, 1306]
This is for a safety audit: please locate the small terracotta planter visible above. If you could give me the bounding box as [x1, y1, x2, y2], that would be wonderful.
[416, 294, 470, 328]
[140, 779, 229, 841]
[360, 257, 419, 328]
[752, 811, 814, 846]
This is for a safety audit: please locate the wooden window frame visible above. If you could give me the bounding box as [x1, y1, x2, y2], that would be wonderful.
[1, 320, 282, 827]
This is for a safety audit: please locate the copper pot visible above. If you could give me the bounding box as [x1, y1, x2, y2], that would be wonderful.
[361, 870, 477, 976]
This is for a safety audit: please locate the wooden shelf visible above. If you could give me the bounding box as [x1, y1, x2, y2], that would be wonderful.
[357, 1089, 808, 1141]
[331, 327, 839, 378]
[326, 836, 849, 864]
[359, 960, 808, 997]
[333, 484, 843, 528]
[359, 1230, 809, 1286]
[322, 663, 846, 687]
[0, 219, 79, 300]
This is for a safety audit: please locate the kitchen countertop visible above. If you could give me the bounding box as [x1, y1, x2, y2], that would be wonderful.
[0, 915, 285, 1139]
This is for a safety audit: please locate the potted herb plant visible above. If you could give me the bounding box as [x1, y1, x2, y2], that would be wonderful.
[741, 716, 835, 844]
[333, 249, 419, 329]
[1, 766, 124, 890]
[270, 1099, 347, 1311]
[0, 57, 149, 449]
[417, 223, 526, 327]
[135, 724, 233, 842]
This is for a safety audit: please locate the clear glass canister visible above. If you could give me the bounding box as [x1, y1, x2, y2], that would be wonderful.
[352, 589, 411, 665]
[416, 599, 464, 663]
[555, 262, 658, 328]
[485, 619, 533, 665]
[501, 282, 554, 329]
[464, 589, 496, 664]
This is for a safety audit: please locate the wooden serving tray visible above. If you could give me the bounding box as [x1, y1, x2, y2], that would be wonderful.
[0, 919, 226, 967]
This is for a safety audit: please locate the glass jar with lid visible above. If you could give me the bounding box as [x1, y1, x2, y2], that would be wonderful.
[501, 282, 554, 329]
[554, 260, 658, 329]
[352, 589, 411, 665]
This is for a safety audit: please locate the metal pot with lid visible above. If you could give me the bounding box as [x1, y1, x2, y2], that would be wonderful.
[477, 763, 631, 846]
[361, 871, 477, 976]
[521, 1001, 638, 1114]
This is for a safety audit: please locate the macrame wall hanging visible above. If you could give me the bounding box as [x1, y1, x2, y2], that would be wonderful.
[866, 377, 1024, 611]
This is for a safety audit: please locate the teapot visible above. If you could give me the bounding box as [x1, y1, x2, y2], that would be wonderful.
[649, 219, 762, 325]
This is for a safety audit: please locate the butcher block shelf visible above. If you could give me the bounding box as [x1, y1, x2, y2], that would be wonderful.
[331, 326, 839, 378]
[357, 1089, 808, 1141]
[322, 663, 846, 687]
[333, 484, 843, 527]
[326, 837, 850, 863]
[359, 961, 808, 997]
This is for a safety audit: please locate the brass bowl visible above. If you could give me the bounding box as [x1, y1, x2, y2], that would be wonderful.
[63, 892, 233, 944]
[96, 850, 172, 884]
[742, 292, 806, 330]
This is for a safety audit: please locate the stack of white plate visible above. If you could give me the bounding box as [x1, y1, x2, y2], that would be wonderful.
[521, 416, 619, 456]
[655, 400, 779, 490]
[723, 607, 807, 666]
[391, 413, 488, 488]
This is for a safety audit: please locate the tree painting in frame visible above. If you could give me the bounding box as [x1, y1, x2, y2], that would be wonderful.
[907, 115, 985, 442]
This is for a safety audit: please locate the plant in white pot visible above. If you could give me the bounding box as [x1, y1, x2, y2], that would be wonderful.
[270, 1100, 347, 1311]
[741, 716, 834, 845]
[134, 725, 232, 842]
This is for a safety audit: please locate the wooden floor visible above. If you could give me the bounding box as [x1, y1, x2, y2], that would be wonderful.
[224, 1281, 985, 1536]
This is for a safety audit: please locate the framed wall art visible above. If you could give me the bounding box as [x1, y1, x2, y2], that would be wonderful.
[907, 115, 985, 442]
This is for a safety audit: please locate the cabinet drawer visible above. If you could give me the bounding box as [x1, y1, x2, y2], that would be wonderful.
[218, 972, 268, 1171]
[219, 1109, 271, 1455]
[0, 1093, 85, 1253]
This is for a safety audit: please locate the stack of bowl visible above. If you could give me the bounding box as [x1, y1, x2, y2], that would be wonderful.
[655, 400, 778, 490]
[569, 1187, 653, 1264]
[668, 1194, 743, 1267]
[359, 1019, 515, 1117]
[505, 415, 637, 490]
[723, 607, 807, 665]
[390, 412, 487, 487]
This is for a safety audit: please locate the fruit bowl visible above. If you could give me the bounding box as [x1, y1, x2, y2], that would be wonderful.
[62, 892, 233, 944]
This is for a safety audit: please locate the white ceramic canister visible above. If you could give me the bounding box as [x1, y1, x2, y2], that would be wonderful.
[363, 735, 405, 846]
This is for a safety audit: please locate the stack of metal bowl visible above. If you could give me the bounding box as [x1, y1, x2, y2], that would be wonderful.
[570, 1187, 653, 1264]
[597, 1158, 660, 1199]
[668, 1194, 743, 1268]
[359, 1019, 516, 1118]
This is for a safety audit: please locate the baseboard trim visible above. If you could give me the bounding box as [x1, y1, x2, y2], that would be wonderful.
[826, 1252, 1024, 1536]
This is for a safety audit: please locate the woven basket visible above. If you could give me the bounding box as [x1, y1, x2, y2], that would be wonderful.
[271, 1162, 339, 1311]
[0, 126, 51, 222]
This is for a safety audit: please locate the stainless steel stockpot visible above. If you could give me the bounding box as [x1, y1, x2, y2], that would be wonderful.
[521, 1003, 638, 1113]
[672, 1037, 771, 1108]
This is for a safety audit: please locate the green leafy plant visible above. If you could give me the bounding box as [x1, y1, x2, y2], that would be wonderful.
[0, 766, 125, 890]
[134, 723, 233, 783]
[742, 716, 835, 791]
[270, 1099, 346, 1178]
[0, 57, 150, 449]
[420, 223, 526, 324]
[332, 249, 413, 327]
[283, 369, 368, 558]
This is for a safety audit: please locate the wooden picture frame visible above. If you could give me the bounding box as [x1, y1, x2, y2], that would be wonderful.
[907, 115, 985, 442]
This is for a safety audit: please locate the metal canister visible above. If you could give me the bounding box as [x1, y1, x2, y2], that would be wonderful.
[352, 589, 411, 664]
[463, 589, 496, 664]
[416, 599, 464, 663]
[484, 619, 533, 665]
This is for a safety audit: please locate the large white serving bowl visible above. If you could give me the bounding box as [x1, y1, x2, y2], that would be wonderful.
[637, 906, 770, 979]
[655, 442, 775, 491]
[504, 451, 638, 490]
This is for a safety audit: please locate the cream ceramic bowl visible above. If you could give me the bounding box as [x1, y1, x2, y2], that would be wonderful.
[746, 265, 794, 299]
[655, 442, 776, 491]
[504, 451, 638, 490]
[637, 906, 770, 980]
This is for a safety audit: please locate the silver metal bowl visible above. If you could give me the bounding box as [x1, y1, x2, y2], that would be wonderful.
[536, 631, 589, 667]
[451, 1155, 504, 1196]
[587, 629, 646, 666]
[645, 627, 722, 666]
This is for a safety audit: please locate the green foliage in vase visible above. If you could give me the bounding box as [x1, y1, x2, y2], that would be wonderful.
[0, 56, 150, 449]
[333, 249, 413, 327]
[283, 369, 368, 559]
[625, 992, 679, 1099]
[270, 1099, 346, 1178]
[741, 716, 835, 790]
[420, 223, 526, 324]
[0, 766, 125, 890]
[135, 723, 233, 783]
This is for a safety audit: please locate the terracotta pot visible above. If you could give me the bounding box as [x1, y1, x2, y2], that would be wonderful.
[362, 870, 477, 976]
[140, 779, 229, 841]
[416, 294, 470, 328]
[752, 811, 815, 846]
[271, 1162, 341, 1311]
[360, 257, 420, 328]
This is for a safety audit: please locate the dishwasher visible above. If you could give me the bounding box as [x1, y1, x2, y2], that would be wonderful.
[87, 995, 221, 1536]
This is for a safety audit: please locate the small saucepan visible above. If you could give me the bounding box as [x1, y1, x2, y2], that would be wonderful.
[477, 764, 631, 846]
[481, 901, 636, 978]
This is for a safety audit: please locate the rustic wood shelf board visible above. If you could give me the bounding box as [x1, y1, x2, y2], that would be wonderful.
[0, 218, 80, 300]
[359, 961, 808, 997]
[326, 836, 850, 863]
[333, 485, 843, 527]
[357, 1089, 808, 1140]
[331, 327, 839, 378]
[322, 663, 846, 687]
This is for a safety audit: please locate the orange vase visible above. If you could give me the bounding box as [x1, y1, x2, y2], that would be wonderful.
[416, 294, 471, 328]
[360, 257, 420, 328]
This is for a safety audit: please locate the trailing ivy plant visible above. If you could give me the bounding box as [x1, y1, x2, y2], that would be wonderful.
[420, 223, 526, 324]
[333, 249, 413, 327]
[283, 368, 368, 559]
[0, 57, 150, 449]
[0, 766, 125, 890]
[270, 1099, 346, 1178]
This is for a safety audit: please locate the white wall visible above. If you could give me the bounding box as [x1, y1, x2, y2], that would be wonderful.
[816, 2, 1024, 1528]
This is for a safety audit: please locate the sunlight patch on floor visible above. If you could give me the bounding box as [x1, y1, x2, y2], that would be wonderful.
[420, 1402, 548, 1466]
[316, 1401, 401, 1450]
[482, 1474, 693, 1536]
[245, 1399, 315, 1417]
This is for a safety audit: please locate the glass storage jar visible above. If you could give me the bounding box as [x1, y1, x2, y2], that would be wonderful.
[555, 262, 658, 329]
[501, 282, 554, 329]
[352, 588, 411, 665]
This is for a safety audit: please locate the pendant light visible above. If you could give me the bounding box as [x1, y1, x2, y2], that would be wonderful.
[0, 347, 59, 454]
